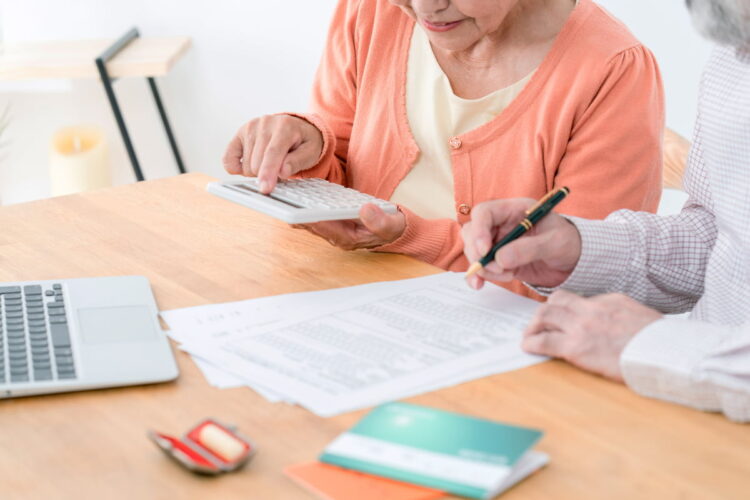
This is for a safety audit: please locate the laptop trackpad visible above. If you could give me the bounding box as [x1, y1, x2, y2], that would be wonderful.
[77, 306, 157, 344]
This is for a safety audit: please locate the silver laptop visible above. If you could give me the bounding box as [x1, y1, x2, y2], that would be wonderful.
[0, 276, 178, 398]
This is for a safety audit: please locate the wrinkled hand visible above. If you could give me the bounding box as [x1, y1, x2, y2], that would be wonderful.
[522, 291, 663, 381]
[461, 198, 582, 290]
[222, 114, 323, 193]
[294, 204, 406, 250]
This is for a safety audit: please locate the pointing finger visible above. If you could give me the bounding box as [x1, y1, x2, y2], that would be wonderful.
[257, 133, 295, 193]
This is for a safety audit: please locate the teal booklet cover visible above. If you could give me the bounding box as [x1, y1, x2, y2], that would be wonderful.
[320, 402, 548, 499]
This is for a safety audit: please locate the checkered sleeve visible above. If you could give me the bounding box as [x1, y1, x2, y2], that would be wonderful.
[532, 47, 750, 421]
[621, 318, 750, 422]
[535, 108, 718, 313]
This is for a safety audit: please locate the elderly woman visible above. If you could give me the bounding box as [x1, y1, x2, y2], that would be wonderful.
[223, 0, 663, 299]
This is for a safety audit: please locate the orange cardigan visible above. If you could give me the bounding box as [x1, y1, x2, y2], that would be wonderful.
[295, 0, 664, 298]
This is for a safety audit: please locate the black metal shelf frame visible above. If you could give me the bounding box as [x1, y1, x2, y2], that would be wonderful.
[95, 27, 187, 181]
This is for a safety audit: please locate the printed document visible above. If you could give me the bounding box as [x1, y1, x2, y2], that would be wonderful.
[164, 273, 546, 416]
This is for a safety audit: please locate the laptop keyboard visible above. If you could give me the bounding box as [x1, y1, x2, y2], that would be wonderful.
[0, 284, 76, 384]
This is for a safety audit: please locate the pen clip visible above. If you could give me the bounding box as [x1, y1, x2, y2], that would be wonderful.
[525, 188, 560, 215]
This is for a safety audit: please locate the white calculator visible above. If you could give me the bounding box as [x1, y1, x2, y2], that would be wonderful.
[207, 178, 398, 224]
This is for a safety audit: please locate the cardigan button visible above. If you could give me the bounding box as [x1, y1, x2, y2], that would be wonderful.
[448, 137, 462, 149]
[458, 204, 471, 215]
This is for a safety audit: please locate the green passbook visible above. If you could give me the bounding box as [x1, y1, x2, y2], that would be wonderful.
[320, 403, 548, 499]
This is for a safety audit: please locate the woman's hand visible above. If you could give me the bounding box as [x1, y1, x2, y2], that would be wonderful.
[461, 198, 582, 290]
[222, 114, 324, 194]
[294, 204, 406, 250]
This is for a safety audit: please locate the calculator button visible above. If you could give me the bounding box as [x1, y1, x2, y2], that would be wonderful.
[215, 178, 397, 223]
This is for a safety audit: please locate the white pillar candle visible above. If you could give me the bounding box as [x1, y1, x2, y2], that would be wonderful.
[49, 125, 111, 196]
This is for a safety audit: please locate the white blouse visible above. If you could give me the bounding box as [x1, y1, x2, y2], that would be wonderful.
[390, 24, 533, 220]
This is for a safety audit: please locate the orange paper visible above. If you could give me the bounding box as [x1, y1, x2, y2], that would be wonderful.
[284, 462, 445, 500]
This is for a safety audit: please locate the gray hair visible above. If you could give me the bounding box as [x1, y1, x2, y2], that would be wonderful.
[687, 0, 750, 46]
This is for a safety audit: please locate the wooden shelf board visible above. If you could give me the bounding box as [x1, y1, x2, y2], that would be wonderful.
[0, 36, 191, 80]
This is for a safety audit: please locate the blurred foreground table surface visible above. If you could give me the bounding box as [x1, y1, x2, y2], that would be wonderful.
[0, 173, 748, 499]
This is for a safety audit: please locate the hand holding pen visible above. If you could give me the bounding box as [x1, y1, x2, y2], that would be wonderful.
[461, 188, 582, 290]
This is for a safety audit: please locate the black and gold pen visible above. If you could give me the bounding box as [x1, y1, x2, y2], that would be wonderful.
[465, 187, 570, 278]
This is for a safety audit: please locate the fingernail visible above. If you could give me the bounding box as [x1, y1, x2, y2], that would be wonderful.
[260, 181, 270, 193]
[485, 262, 503, 275]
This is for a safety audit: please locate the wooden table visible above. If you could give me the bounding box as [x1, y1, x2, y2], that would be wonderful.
[1, 173, 748, 499]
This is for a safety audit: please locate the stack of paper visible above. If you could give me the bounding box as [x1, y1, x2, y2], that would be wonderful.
[161, 273, 547, 417]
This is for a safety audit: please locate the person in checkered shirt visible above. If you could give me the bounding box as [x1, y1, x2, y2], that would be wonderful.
[462, 0, 750, 422]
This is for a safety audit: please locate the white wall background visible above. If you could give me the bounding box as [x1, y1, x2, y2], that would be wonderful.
[0, 0, 338, 205]
[0, 0, 713, 206]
